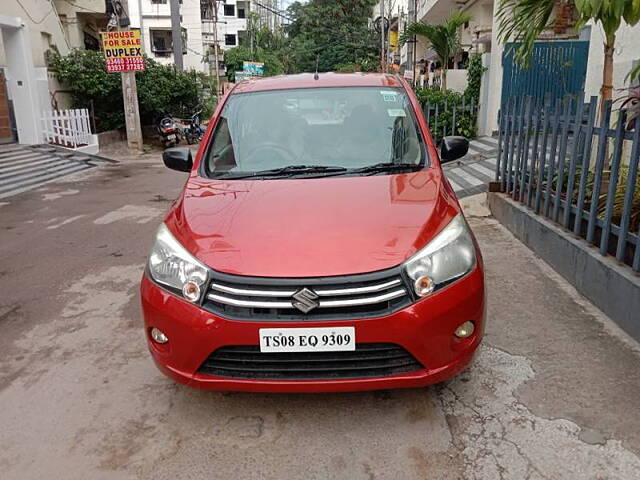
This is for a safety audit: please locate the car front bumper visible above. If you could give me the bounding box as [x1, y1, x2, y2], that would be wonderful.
[140, 266, 485, 393]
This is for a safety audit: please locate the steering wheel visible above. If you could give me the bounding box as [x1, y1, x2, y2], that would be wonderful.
[242, 142, 297, 170]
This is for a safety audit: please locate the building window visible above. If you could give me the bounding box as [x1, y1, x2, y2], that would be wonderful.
[224, 4, 235, 16]
[84, 32, 100, 51]
[238, 7, 246, 19]
[201, 1, 214, 20]
[225, 34, 236, 46]
[40, 32, 52, 64]
[151, 30, 171, 57]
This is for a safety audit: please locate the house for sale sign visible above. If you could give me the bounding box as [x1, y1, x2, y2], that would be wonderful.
[101, 30, 145, 73]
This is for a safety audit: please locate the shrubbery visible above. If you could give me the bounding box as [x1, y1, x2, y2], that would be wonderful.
[464, 53, 486, 102]
[415, 86, 478, 139]
[49, 49, 213, 132]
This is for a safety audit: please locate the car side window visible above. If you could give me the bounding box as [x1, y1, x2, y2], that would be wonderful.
[207, 116, 236, 172]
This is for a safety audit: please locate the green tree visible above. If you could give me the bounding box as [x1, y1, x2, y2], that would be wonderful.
[223, 12, 290, 81]
[400, 10, 472, 90]
[285, 0, 380, 73]
[497, 0, 640, 104]
[223, 46, 285, 82]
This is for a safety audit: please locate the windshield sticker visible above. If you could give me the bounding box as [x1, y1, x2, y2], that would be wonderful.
[380, 90, 399, 102]
[387, 109, 406, 117]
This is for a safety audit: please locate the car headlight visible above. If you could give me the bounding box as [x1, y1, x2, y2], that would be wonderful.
[404, 214, 476, 297]
[148, 224, 209, 302]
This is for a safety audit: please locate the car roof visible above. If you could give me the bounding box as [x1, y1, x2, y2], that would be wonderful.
[231, 72, 405, 94]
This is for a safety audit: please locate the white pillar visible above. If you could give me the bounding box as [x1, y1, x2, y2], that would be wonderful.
[0, 16, 44, 145]
[482, 0, 504, 136]
[477, 52, 492, 135]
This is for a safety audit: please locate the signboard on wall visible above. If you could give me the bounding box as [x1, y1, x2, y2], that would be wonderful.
[100, 30, 145, 73]
[243, 61, 265, 76]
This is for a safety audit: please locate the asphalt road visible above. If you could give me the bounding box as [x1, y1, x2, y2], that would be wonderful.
[1, 147, 640, 479]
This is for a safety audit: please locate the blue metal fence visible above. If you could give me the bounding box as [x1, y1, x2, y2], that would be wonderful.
[501, 41, 589, 104]
[495, 95, 640, 272]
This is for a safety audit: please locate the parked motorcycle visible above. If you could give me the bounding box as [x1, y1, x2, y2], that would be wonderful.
[181, 109, 206, 145]
[157, 115, 180, 148]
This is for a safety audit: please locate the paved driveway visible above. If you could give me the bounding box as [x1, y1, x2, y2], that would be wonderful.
[1, 148, 639, 479]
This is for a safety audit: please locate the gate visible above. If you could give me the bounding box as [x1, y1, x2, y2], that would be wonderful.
[501, 41, 589, 104]
[0, 71, 16, 144]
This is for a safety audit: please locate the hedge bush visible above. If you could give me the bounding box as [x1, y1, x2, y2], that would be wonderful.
[415, 86, 478, 139]
[49, 49, 210, 132]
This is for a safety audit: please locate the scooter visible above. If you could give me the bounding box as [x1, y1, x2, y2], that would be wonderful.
[157, 116, 180, 148]
[182, 109, 206, 145]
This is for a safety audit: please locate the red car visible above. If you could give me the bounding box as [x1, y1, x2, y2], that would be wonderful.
[141, 73, 484, 393]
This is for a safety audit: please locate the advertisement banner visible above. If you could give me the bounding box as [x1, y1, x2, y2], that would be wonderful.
[101, 30, 145, 73]
[242, 61, 265, 76]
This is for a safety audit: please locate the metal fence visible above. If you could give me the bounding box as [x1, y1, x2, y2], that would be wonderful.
[422, 97, 479, 141]
[495, 95, 640, 272]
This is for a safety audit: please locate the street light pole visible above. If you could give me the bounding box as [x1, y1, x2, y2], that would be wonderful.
[170, 0, 184, 70]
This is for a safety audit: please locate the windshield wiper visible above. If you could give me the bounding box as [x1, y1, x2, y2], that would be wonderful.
[213, 165, 348, 179]
[347, 162, 423, 175]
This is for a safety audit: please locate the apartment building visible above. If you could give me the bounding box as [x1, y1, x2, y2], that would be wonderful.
[252, 0, 282, 31]
[127, 0, 205, 72]
[202, 0, 248, 51]
[0, 0, 76, 144]
[54, 0, 108, 51]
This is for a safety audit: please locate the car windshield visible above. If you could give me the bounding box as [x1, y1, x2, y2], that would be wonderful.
[203, 86, 426, 178]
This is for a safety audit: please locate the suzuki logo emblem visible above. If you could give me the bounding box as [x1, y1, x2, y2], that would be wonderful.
[292, 287, 319, 313]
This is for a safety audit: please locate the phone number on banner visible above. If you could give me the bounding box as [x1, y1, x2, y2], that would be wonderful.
[105, 57, 146, 73]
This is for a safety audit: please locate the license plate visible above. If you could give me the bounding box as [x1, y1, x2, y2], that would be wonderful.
[259, 327, 355, 353]
[167, 134, 176, 140]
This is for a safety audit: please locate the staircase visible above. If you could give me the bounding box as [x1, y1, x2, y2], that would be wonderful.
[0, 144, 99, 200]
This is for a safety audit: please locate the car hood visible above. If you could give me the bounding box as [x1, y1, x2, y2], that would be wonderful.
[166, 170, 459, 278]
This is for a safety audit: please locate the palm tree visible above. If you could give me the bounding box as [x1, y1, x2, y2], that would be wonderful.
[400, 10, 472, 91]
[497, 0, 640, 105]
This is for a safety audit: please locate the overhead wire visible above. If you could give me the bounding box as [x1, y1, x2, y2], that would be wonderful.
[16, 0, 53, 24]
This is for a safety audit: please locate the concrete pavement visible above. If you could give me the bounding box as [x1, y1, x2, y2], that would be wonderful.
[1, 146, 639, 479]
[443, 137, 498, 199]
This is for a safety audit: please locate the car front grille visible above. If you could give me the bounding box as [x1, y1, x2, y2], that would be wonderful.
[197, 343, 424, 380]
[202, 267, 413, 320]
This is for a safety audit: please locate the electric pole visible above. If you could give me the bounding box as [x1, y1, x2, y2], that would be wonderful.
[110, 4, 143, 151]
[170, 0, 184, 70]
[211, 0, 221, 99]
[121, 72, 143, 150]
[380, 0, 386, 72]
[412, 0, 417, 85]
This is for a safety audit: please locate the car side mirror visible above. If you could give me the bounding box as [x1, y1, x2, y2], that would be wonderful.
[440, 136, 469, 163]
[163, 147, 193, 172]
